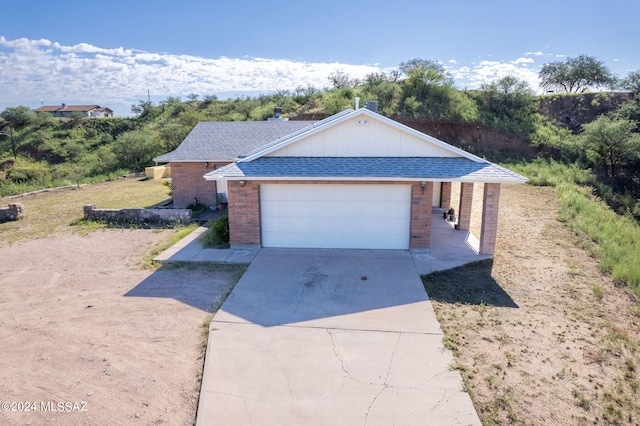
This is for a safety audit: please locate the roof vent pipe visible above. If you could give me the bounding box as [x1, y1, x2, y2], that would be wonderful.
[355, 97, 360, 109]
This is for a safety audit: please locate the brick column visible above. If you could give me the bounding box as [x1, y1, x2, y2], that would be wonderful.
[410, 182, 433, 249]
[228, 180, 261, 248]
[457, 182, 474, 231]
[440, 182, 452, 210]
[479, 183, 501, 255]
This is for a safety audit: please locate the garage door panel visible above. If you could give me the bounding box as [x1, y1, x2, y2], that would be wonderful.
[260, 184, 411, 249]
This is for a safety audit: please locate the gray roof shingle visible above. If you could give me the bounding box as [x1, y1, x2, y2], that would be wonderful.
[154, 120, 317, 163]
[207, 157, 528, 183]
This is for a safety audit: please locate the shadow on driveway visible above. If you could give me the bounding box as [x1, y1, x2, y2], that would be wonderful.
[124, 264, 246, 312]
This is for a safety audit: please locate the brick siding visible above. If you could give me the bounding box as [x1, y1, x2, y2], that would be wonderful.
[479, 183, 501, 255]
[440, 182, 452, 210]
[410, 182, 433, 249]
[457, 182, 474, 231]
[170, 162, 223, 207]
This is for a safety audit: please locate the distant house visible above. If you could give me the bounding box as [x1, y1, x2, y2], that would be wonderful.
[35, 104, 114, 118]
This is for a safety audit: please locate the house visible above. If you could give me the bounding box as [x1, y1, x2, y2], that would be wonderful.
[35, 104, 114, 118]
[153, 120, 316, 207]
[203, 108, 527, 254]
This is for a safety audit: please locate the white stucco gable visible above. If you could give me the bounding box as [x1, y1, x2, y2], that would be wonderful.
[241, 108, 488, 163]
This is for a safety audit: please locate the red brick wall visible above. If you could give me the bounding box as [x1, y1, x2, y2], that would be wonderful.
[440, 182, 452, 210]
[410, 182, 433, 249]
[170, 162, 224, 207]
[457, 182, 474, 231]
[479, 183, 501, 255]
[227, 180, 433, 249]
[228, 180, 261, 247]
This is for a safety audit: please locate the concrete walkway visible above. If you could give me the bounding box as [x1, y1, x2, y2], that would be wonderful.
[196, 249, 481, 425]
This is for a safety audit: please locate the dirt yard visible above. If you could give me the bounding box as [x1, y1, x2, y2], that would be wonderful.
[0, 229, 241, 425]
[2, 179, 639, 425]
[424, 184, 640, 425]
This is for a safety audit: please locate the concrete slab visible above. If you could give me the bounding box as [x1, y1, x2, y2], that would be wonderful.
[411, 212, 492, 275]
[153, 226, 259, 264]
[197, 248, 481, 425]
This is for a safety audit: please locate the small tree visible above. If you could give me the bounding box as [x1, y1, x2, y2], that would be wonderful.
[1, 106, 34, 130]
[620, 70, 640, 95]
[328, 70, 358, 89]
[579, 115, 640, 180]
[539, 54, 617, 93]
[112, 129, 163, 172]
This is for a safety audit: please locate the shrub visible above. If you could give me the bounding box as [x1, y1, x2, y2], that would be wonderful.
[201, 215, 229, 248]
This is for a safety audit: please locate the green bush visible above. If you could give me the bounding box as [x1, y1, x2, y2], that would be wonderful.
[201, 215, 229, 248]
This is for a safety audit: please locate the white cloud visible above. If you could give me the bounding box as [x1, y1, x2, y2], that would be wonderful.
[452, 60, 541, 91]
[511, 57, 534, 65]
[0, 37, 384, 115]
[525, 51, 544, 56]
[0, 37, 548, 115]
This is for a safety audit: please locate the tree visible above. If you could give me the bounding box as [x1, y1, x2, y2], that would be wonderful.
[131, 100, 155, 117]
[327, 70, 358, 89]
[1, 106, 34, 130]
[579, 115, 640, 180]
[538, 55, 617, 93]
[112, 129, 163, 171]
[399, 59, 452, 86]
[620, 70, 640, 95]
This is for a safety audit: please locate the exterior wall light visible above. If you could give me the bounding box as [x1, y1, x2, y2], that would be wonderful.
[239, 180, 246, 187]
[420, 181, 426, 193]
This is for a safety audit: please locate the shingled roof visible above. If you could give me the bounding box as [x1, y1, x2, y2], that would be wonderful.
[209, 157, 528, 183]
[154, 120, 317, 163]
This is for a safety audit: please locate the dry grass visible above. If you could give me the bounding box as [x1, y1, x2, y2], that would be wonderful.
[0, 177, 170, 248]
[424, 184, 640, 425]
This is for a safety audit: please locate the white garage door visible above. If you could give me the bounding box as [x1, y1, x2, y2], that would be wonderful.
[260, 184, 411, 249]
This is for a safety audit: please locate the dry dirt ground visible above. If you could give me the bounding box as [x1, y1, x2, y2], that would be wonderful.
[2, 182, 639, 425]
[424, 184, 640, 425]
[0, 229, 241, 425]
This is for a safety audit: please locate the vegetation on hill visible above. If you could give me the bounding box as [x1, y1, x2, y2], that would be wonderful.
[1, 54, 639, 289]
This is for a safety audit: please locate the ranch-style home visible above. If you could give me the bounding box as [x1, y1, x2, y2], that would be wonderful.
[155, 107, 527, 254]
[35, 104, 114, 118]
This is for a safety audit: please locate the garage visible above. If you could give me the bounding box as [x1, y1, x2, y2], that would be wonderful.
[260, 184, 412, 249]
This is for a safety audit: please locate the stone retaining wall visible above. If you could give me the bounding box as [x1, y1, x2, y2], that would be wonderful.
[83, 204, 191, 224]
[0, 203, 24, 223]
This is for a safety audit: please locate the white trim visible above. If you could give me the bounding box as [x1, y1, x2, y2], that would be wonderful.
[240, 108, 489, 164]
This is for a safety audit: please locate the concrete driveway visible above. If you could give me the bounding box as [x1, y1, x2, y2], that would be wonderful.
[196, 248, 480, 425]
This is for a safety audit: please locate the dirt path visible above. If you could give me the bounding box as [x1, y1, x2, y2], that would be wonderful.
[0, 229, 240, 425]
[424, 184, 640, 425]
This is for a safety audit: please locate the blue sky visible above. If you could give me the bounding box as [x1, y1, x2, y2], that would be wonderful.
[1, 0, 638, 116]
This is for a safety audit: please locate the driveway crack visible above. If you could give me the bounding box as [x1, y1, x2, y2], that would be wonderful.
[364, 332, 401, 425]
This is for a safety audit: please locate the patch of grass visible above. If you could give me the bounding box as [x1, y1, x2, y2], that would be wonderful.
[572, 389, 592, 410]
[142, 223, 199, 269]
[0, 177, 170, 248]
[421, 259, 518, 308]
[592, 284, 604, 301]
[508, 159, 640, 297]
